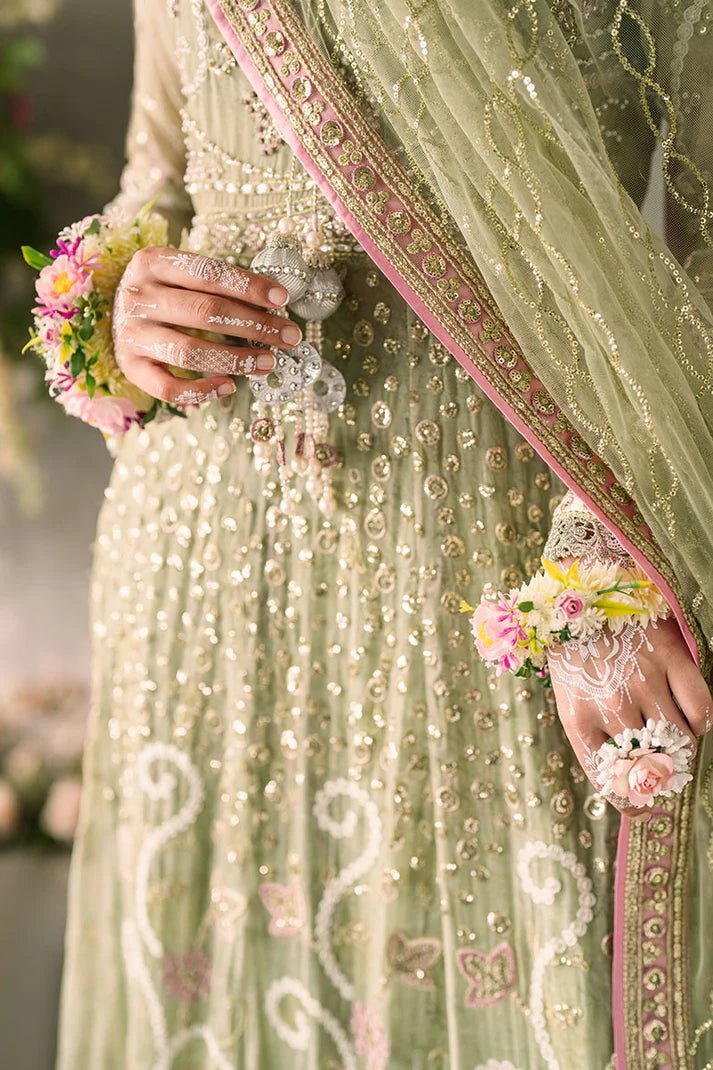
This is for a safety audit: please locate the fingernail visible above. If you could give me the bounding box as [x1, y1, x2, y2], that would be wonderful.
[280, 323, 302, 345]
[257, 353, 276, 373]
[217, 381, 237, 396]
[268, 285, 289, 307]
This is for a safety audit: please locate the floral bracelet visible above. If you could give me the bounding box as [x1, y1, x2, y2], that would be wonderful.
[593, 719, 693, 809]
[22, 206, 180, 444]
[463, 558, 669, 681]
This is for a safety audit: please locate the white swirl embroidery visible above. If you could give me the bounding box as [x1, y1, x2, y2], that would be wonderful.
[517, 842, 595, 1070]
[263, 778, 384, 1064]
[265, 976, 357, 1068]
[312, 777, 383, 1001]
[135, 742, 205, 958]
[120, 741, 232, 1070]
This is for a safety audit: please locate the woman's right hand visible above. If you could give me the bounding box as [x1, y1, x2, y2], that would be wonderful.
[112, 247, 305, 405]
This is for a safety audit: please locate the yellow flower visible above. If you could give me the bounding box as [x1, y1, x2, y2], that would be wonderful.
[542, 558, 582, 590]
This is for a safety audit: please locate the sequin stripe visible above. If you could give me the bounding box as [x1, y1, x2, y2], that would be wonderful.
[204, 0, 705, 673]
[619, 785, 694, 1070]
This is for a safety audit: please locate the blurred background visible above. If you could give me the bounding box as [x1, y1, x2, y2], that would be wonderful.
[0, 2, 132, 1066]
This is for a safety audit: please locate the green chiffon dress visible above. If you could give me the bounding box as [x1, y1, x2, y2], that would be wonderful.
[57, 2, 619, 1067]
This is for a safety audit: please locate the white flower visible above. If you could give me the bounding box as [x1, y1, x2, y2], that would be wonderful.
[526, 605, 564, 636]
[518, 569, 560, 607]
[577, 560, 620, 593]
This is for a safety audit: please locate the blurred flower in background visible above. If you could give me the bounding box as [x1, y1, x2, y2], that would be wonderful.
[0, 0, 61, 27]
[0, 679, 88, 847]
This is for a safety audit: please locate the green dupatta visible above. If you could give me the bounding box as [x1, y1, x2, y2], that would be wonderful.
[203, 3, 713, 1066]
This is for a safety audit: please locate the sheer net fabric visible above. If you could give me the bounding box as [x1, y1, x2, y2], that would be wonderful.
[307, 0, 713, 654]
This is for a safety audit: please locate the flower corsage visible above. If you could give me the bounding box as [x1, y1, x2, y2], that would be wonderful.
[463, 558, 669, 681]
[593, 719, 693, 808]
[23, 206, 180, 443]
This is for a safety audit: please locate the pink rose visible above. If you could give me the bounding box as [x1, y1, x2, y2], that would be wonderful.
[35, 254, 93, 314]
[40, 777, 82, 841]
[57, 389, 141, 436]
[471, 593, 527, 666]
[610, 752, 675, 808]
[555, 589, 585, 621]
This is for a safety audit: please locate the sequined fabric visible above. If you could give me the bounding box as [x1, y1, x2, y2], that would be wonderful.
[57, 3, 622, 1068]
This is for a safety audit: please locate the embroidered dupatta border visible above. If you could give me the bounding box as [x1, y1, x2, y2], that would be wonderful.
[203, 1, 695, 1067]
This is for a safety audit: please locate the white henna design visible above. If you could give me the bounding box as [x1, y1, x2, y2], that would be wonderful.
[174, 388, 220, 406]
[113, 279, 158, 345]
[159, 251, 250, 295]
[207, 313, 280, 336]
[134, 340, 254, 375]
[548, 621, 652, 726]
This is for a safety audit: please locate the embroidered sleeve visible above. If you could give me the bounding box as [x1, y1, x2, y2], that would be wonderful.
[109, 0, 192, 242]
[543, 490, 633, 567]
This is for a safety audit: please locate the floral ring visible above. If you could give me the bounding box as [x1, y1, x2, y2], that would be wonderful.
[593, 718, 694, 809]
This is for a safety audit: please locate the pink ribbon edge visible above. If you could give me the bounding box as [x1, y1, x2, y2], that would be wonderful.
[204, 2, 698, 1064]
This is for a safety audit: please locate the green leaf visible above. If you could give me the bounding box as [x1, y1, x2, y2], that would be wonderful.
[78, 318, 94, 341]
[70, 349, 85, 378]
[21, 245, 52, 271]
[164, 403, 188, 419]
[85, 371, 96, 398]
[141, 401, 159, 427]
[517, 600, 534, 612]
[514, 663, 533, 678]
[85, 218, 101, 236]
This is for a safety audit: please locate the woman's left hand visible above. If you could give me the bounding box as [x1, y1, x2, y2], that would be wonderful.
[547, 616, 712, 816]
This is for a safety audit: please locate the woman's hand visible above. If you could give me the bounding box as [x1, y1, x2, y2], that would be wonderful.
[548, 616, 712, 816]
[112, 247, 304, 405]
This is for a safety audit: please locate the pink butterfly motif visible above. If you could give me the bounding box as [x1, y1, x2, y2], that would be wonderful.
[386, 929, 443, 990]
[455, 942, 517, 1008]
[258, 879, 307, 937]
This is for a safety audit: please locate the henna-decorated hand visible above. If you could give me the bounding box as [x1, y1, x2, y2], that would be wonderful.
[112, 248, 304, 406]
[548, 616, 712, 816]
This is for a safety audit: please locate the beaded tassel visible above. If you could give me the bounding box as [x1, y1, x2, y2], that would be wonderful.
[248, 207, 345, 521]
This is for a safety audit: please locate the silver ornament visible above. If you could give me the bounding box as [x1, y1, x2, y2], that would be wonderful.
[289, 266, 345, 320]
[284, 340, 322, 386]
[250, 237, 313, 301]
[310, 359, 347, 413]
[248, 343, 323, 405]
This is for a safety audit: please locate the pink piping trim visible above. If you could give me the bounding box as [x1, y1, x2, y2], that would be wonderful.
[205, 5, 699, 1065]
